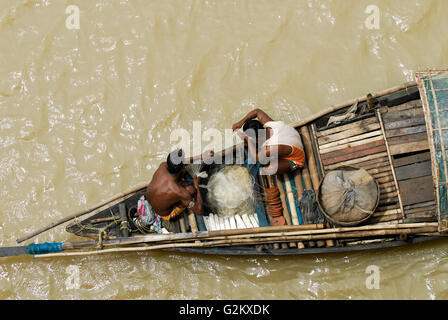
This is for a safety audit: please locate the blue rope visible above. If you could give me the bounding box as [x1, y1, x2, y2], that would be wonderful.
[25, 242, 64, 255]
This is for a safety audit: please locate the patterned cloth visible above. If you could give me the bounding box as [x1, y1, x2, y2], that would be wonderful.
[137, 195, 163, 233]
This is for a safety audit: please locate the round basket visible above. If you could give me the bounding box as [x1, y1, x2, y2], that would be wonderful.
[317, 166, 380, 226]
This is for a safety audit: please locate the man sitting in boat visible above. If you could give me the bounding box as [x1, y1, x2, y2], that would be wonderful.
[147, 149, 207, 217]
[232, 108, 305, 175]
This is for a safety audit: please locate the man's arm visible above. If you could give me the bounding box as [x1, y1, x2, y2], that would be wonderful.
[190, 176, 204, 215]
[184, 150, 215, 165]
[232, 108, 274, 131]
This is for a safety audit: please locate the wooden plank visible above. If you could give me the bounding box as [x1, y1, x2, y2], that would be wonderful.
[382, 107, 424, 122]
[385, 125, 427, 139]
[376, 204, 400, 212]
[319, 130, 382, 150]
[373, 209, 401, 217]
[398, 176, 435, 206]
[372, 171, 393, 179]
[392, 152, 431, 167]
[324, 152, 388, 170]
[389, 140, 429, 156]
[386, 100, 422, 113]
[379, 185, 398, 194]
[322, 145, 387, 166]
[380, 181, 397, 188]
[355, 156, 389, 168]
[384, 117, 426, 130]
[321, 140, 385, 162]
[319, 135, 383, 154]
[369, 214, 403, 224]
[318, 123, 381, 145]
[376, 175, 395, 184]
[405, 206, 436, 216]
[403, 201, 436, 210]
[379, 191, 398, 200]
[367, 165, 393, 175]
[395, 161, 432, 181]
[387, 132, 428, 146]
[316, 116, 378, 138]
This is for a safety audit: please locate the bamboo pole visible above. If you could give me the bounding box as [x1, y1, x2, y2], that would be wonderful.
[293, 170, 304, 200]
[34, 225, 438, 259]
[300, 126, 320, 191]
[301, 165, 313, 191]
[283, 174, 306, 249]
[179, 213, 187, 233]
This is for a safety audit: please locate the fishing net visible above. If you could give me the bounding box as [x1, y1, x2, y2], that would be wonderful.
[318, 166, 379, 226]
[205, 165, 256, 217]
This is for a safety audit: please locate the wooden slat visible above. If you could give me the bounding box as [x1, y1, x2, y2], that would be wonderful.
[316, 116, 378, 138]
[369, 213, 403, 224]
[405, 206, 436, 216]
[324, 152, 388, 170]
[382, 107, 424, 122]
[398, 175, 435, 206]
[379, 185, 398, 194]
[372, 171, 393, 179]
[319, 130, 382, 150]
[395, 161, 432, 181]
[376, 204, 400, 212]
[404, 201, 436, 210]
[389, 140, 429, 156]
[392, 152, 431, 167]
[356, 158, 390, 170]
[318, 123, 381, 145]
[373, 209, 401, 217]
[366, 165, 393, 175]
[378, 197, 399, 205]
[386, 100, 422, 113]
[321, 141, 386, 165]
[376, 175, 395, 184]
[379, 191, 398, 200]
[384, 117, 426, 130]
[385, 125, 427, 138]
[387, 132, 428, 146]
[319, 134, 383, 154]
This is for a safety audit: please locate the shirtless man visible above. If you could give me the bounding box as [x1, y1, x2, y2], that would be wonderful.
[232, 108, 305, 175]
[146, 149, 210, 218]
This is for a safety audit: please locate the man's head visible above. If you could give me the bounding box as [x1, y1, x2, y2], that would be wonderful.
[167, 149, 185, 174]
[243, 119, 265, 141]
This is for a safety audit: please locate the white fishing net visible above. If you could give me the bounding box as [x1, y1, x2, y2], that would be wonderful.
[205, 165, 256, 217]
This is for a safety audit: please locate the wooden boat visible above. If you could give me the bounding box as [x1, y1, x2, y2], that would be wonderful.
[7, 70, 448, 259]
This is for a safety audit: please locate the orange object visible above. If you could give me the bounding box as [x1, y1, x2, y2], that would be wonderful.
[160, 206, 185, 221]
[281, 146, 306, 168]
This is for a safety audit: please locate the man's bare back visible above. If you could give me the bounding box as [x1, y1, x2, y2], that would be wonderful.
[146, 149, 206, 217]
[146, 162, 196, 216]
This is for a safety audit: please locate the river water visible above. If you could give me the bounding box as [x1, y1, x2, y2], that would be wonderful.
[1, 0, 448, 299]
